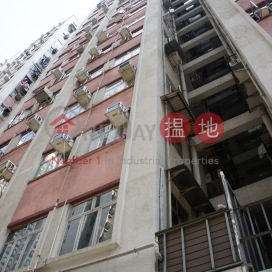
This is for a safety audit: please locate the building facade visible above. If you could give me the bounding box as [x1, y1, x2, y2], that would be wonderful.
[0, 0, 271, 271]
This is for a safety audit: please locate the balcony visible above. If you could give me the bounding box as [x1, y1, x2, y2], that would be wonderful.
[156, 210, 242, 272]
[156, 168, 272, 272]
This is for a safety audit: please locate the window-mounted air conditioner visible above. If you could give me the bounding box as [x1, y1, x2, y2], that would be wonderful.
[96, 30, 108, 43]
[105, 102, 129, 127]
[0, 160, 16, 181]
[169, 51, 182, 66]
[97, 2, 103, 9]
[84, 25, 92, 32]
[33, 86, 53, 103]
[4, 75, 10, 83]
[50, 133, 74, 155]
[118, 61, 136, 82]
[91, 17, 98, 25]
[89, 46, 102, 59]
[75, 68, 89, 83]
[52, 67, 65, 81]
[76, 44, 85, 54]
[85, 31, 93, 41]
[24, 49, 31, 56]
[26, 114, 43, 132]
[118, 26, 132, 40]
[259, 6, 270, 18]
[73, 86, 92, 106]
[112, 10, 125, 23]
[102, 3, 109, 13]
[51, 48, 58, 54]
[63, 33, 70, 40]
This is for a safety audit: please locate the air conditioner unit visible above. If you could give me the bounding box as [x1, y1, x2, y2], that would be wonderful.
[105, 102, 129, 127]
[89, 46, 102, 58]
[50, 133, 74, 154]
[51, 48, 58, 54]
[85, 31, 93, 41]
[118, 26, 132, 40]
[63, 33, 70, 40]
[112, 10, 125, 23]
[260, 6, 270, 17]
[102, 3, 109, 13]
[52, 67, 65, 80]
[118, 61, 136, 82]
[84, 25, 92, 32]
[73, 86, 92, 106]
[76, 44, 85, 54]
[33, 87, 53, 103]
[169, 51, 182, 66]
[96, 30, 108, 43]
[91, 17, 98, 25]
[4, 75, 10, 82]
[5, 70, 12, 76]
[26, 114, 43, 132]
[24, 49, 31, 55]
[0, 160, 16, 181]
[75, 68, 89, 83]
[97, 2, 103, 9]
[205, 173, 212, 183]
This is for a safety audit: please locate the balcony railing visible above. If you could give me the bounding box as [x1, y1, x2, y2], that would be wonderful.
[156, 210, 242, 272]
[157, 168, 272, 271]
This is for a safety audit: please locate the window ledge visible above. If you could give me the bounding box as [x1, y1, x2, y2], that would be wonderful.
[36, 240, 119, 270]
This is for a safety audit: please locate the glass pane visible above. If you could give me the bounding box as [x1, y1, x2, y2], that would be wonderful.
[95, 190, 116, 207]
[89, 137, 102, 152]
[5, 238, 27, 271]
[12, 228, 26, 240]
[97, 205, 116, 243]
[84, 199, 93, 212]
[19, 232, 40, 268]
[77, 212, 97, 250]
[59, 218, 80, 255]
[70, 202, 85, 217]
[27, 218, 45, 233]
[0, 243, 12, 272]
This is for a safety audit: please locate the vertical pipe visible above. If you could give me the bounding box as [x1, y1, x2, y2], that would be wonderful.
[181, 227, 186, 272]
[163, 233, 167, 272]
[206, 219, 215, 269]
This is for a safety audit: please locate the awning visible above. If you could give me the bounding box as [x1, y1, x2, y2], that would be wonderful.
[167, 164, 215, 214]
[161, 90, 195, 135]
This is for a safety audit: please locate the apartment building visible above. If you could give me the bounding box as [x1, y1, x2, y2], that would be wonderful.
[0, 0, 271, 271]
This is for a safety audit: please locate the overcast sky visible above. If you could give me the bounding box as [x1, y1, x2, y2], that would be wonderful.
[0, 0, 100, 63]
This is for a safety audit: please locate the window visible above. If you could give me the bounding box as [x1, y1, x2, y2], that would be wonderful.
[59, 103, 85, 124]
[0, 218, 46, 271]
[8, 109, 31, 127]
[114, 47, 140, 67]
[0, 143, 8, 156]
[126, 15, 145, 27]
[102, 45, 112, 54]
[106, 22, 117, 30]
[104, 80, 127, 100]
[89, 124, 120, 152]
[128, 4, 146, 16]
[36, 151, 63, 177]
[89, 66, 104, 79]
[59, 189, 117, 255]
[132, 27, 143, 37]
[17, 131, 35, 146]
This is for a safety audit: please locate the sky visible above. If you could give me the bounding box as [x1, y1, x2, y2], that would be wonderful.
[0, 0, 100, 63]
